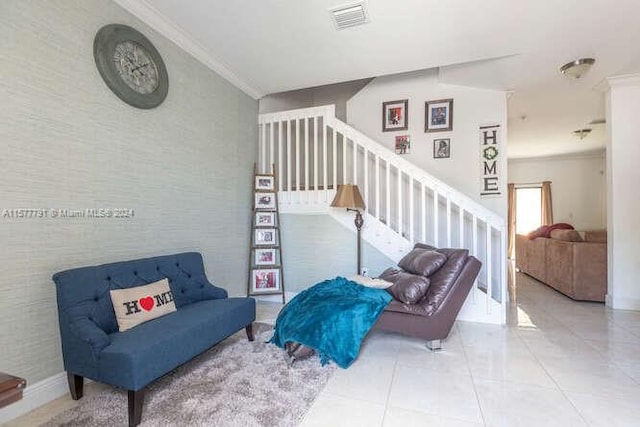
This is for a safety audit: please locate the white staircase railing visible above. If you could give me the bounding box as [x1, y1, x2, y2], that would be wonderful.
[258, 105, 507, 324]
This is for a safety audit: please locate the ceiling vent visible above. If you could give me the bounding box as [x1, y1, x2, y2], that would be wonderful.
[330, 2, 369, 30]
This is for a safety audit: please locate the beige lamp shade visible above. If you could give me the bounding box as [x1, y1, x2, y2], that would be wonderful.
[330, 184, 365, 210]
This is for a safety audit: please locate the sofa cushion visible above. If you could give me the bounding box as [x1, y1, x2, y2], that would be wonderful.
[398, 249, 448, 277]
[549, 229, 583, 242]
[110, 279, 176, 332]
[529, 223, 574, 239]
[379, 268, 431, 304]
[98, 297, 255, 390]
[583, 230, 607, 243]
[528, 225, 550, 240]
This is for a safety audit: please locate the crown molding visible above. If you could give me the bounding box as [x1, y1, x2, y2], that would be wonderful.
[595, 73, 640, 92]
[508, 148, 606, 163]
[112, 0, 263, 99]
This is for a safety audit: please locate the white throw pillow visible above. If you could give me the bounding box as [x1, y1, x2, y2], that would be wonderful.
[348, 275, 394, 289]
[110, 278, 176, 332]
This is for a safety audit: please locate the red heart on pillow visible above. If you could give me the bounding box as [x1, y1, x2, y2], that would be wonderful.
[139, 296, 154, 311]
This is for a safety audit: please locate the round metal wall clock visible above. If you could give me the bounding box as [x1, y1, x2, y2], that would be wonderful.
[93, 24, 169, 109]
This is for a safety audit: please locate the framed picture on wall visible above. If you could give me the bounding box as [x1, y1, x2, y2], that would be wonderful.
[395, 135, 411, 154]
[433, 138, 451, 159]
[382, 99, 408, 132]
[425, 98, 453, 132]
[251, 268, 280, 293]
[255, 248, 276, 265]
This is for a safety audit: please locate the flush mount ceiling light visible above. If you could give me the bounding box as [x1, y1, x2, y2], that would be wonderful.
[573, 128, 592, 140]
[560, 58, 596, 79]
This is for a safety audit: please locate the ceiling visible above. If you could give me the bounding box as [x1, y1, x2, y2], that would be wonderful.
[115, 0, 640, 159]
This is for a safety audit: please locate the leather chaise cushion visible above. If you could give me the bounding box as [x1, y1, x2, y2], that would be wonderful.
[423, 248, 469, 314]
[397, 248, 448, 277]
[379, 268, 430, 304]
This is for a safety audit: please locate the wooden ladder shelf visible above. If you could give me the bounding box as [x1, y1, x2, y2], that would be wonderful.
[247, 163, 285, 303]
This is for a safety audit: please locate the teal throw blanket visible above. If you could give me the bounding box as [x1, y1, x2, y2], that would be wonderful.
[270, 276, 392, 368]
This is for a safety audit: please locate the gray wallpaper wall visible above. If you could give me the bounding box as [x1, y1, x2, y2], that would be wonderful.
[279, 214, 396, 292]
[0, 0, 257, 384]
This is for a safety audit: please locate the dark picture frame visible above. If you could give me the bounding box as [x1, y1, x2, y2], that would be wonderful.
[382, 99, 408, 132]
[255, 192, 276, 210]
[255, 212, 275, 226]
[433, 138, 451, 159]
[255, 229, 276, 245]
[251, 268, 280, 293]
[425, 99, 453, 133]
[255, 248, 276, 265]
[255, 175, 274, 191]
[395, 135, 411, 154]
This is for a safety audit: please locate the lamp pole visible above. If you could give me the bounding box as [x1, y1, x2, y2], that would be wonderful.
[349, 208, 364, 275]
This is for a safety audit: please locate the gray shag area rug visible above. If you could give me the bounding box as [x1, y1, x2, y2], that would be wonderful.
[43, 323, 336, 427]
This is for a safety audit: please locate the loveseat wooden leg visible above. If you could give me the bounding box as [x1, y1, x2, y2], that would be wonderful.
[67, 373, 83, 400]
[128, 389, 145, 427]
[246, 323, 255, 341]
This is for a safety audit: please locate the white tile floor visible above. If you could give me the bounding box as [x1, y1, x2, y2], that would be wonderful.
[8, 271, 640, 426]
[299, 272, 640, 427]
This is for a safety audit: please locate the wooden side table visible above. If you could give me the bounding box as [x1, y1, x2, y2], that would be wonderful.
[0, 372, 27, 409]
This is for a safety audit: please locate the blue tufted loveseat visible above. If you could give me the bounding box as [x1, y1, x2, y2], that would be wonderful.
[52, 252, 256, 426]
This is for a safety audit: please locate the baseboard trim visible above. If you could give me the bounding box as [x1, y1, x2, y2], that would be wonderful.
[0, 371, 68, 424]
[252, 291, 298, 304]
[606, 294, 640, 311]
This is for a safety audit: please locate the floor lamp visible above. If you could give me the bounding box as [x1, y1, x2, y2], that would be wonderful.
[330, 184, 366, 275]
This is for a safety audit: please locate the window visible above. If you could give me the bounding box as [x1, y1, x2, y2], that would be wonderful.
[516, 187, 542, 234]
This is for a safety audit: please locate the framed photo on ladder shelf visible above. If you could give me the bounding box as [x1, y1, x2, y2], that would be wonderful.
[255, 248, 276, 265]
[255, 192, 276, 210]
[251, 269, 280, 293]
[256, 212, 275, 226]
[255, 175, 274, 191]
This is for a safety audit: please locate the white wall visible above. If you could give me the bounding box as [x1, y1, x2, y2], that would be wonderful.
[280, 214, 395, 292]
[260, 78, 372, 121]
[508, 153, 606, 230]
[347, 69, 508, 218]
[0, 0, 257, 386]
[606, 75, 640, 310]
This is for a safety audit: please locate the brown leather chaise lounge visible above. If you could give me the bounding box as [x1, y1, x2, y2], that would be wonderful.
[373, 243, 482, 350]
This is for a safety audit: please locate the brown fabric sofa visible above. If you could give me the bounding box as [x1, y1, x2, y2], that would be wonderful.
[515, 230, 607, 302]
[373, 243, 481, 350]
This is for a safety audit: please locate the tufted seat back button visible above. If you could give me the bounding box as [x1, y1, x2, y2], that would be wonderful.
[106, 276, 111, 281]
[94, 297, 99, 302]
